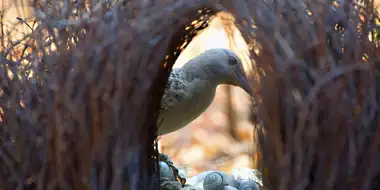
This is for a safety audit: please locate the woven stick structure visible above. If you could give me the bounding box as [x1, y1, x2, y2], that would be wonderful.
[239, 0, 380, 189]
[1, 0, 380, 190]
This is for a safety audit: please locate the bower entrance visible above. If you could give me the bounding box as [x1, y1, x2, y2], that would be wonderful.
[158, 11, 258, 178]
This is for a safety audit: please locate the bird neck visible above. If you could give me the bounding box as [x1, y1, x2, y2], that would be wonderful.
[181, 59, 221, 85]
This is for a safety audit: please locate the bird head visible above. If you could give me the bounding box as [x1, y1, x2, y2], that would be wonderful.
[198, 48, 252, 95]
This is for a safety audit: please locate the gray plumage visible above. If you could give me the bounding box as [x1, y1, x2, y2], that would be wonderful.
[158, 48, 252, 135]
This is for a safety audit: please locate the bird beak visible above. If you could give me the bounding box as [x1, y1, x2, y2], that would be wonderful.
[235, 71, 252, 95]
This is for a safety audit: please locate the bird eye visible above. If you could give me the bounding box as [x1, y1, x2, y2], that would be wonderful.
[228, 57, 237, 65]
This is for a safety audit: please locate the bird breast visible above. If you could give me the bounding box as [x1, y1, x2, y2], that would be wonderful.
[158, 80, 217, 135]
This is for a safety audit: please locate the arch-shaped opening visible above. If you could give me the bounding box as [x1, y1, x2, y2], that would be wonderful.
[158, 11, 256, 178]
